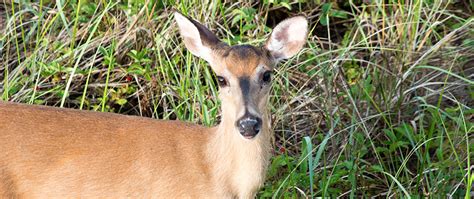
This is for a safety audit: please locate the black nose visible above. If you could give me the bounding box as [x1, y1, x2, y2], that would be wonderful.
[237, 116, 262, 139]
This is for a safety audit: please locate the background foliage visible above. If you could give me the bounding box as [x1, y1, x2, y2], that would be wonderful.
[1, 0, 473, 198]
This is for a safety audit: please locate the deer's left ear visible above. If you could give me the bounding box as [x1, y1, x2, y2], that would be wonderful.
[264, 16, 308, 62]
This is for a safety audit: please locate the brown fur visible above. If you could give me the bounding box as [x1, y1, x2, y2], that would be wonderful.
[0, 99, 271, 198]
[0, 102, 219, 198]
[218, 45, 273, 76]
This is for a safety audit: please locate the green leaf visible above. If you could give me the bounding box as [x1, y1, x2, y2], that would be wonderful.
[371, 164, 384, 172]
[302, 136, 314, 197]
[231, 15, 242, 26]
[115, 98, 127, 105]
[375, 147, 389, 154]
[320, 3, 332, 26]
[383, 129, 397, 141]
[268, 155, 288, 178]
[331, 10, 348, 19]
[279, 2, 291, 10]
[389, 141, 409, 152]
[322, 3, 332, 13]
[242, 24, 257, 32]
[320, 15, 329, 26]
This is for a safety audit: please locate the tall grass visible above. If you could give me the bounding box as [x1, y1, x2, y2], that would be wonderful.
[1, 0, 472, 197]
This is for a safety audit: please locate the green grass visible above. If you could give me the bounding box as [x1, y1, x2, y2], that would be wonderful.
[1, 0, 473, 198]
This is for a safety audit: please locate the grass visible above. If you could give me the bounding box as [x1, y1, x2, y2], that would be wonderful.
[1, 0, 473, 198]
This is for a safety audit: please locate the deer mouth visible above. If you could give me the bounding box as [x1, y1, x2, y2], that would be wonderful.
[238, 125, 260, 140]
[241, 133, 257, 139]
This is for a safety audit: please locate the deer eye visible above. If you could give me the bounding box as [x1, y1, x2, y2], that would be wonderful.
[216, 76, 228, 87]
[261, 71, 272, 84]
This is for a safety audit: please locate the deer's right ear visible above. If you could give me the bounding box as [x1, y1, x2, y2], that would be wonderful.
[174, 12, 221, 63]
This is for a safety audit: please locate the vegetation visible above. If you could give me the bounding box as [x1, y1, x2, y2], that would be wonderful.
[1, 0, 473, 198]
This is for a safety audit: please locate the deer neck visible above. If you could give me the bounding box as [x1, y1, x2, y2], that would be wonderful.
[206, 109, 273, 196]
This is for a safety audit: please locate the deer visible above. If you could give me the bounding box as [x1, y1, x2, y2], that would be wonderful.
[0, 12, 308, 198]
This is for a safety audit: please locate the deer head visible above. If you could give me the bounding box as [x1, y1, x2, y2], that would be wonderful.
[174, 12, 308, 139]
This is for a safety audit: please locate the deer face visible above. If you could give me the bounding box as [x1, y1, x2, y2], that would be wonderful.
[174, 13, 308, 139]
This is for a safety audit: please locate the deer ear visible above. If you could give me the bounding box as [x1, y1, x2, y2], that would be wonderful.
[174, 12, 221, 63]
[265, 16, 308, 62]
